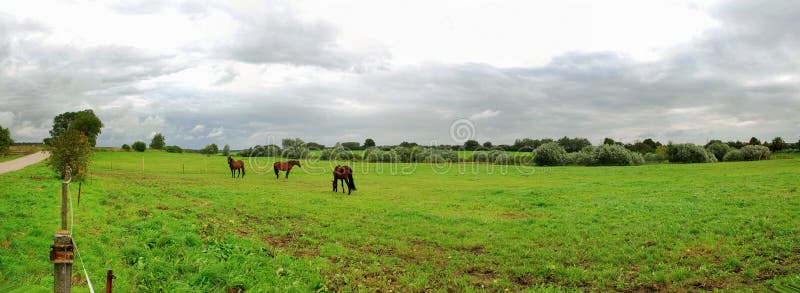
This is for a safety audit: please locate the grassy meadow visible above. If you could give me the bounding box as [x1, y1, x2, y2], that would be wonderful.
[1, 151, 800, 292]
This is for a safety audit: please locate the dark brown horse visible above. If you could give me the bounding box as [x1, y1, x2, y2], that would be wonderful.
[227, 156, 245, 178]
[332, 165, 356, 195]
[274, 160, 301, 179]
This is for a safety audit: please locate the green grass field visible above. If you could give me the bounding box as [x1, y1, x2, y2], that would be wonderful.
[0, 154, 23, 163]
[1, 151, 799, 292]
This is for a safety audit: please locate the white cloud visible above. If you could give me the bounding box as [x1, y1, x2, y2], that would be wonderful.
[207, 126, 225, 138]
[470, 109, 500, 120]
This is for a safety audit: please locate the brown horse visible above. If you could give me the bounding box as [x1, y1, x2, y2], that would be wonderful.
[274, 160, 301, 179]
[332, 165, 356, 195]
[227, 156, 245, 178]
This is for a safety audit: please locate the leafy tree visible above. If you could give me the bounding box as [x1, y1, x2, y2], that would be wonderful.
[532, 142, 567, 166]
[557, 136, 592, 153]
[399, 141, 418, 148]
[48, 109, 103, 146]
[132, 141, 147, 152]
[666, 143, 716, 163]
[723, 149, 745, 162]
[150, 133, 165, 149]
[46, 128, 93, 180]
[512, 138, 554, 151]
[282, 138, 305, 149]
[121, 144, 131, 151]
[306, 142, 325, 150]
[340, 142, 361, 150]
[706, 142, 731, 161]
[164, 145, 183, 153]
[0, 125, 12, 156]
[364, 138, 376, 148]
[740, 145, 770, 160]
[726, 140, 745, 149]
[463, 139, 480, 151]
[748, 137, 761, 145]
[625, 139, 661, 154]
[222, 144, 231, 156]
[482, 141, 493, 148]
[202, 143, 219, 155]
[592, 144, 644, 166]
[770, 137, 786, 151]
[603, 138, 622, 146]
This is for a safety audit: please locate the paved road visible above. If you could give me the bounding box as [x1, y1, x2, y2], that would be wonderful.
[0, 151, 50, 175]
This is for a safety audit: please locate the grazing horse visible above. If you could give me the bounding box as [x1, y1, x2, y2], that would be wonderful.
[273, 160, 301, 179]
[332, 165, 356, 195]
[227, 156, 245, 178]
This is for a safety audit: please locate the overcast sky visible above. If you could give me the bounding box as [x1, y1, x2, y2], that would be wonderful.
[1, 0, 798, 148]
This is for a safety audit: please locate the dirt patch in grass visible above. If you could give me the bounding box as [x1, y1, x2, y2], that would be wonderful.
[1, 239, 10, 249]
[465, 266, 497, 281]
[137, 209, 150, 217]
[457, 244, 487, 255]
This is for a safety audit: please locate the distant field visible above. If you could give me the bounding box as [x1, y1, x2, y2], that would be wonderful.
[1, 151, 799, 292]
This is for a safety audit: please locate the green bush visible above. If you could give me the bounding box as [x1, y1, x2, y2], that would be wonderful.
[320, 146, 356, 160]
[238, 145, 281, 157]
[644, 152, 667, 163]
[132, 141, 147, 152]
[121, 144, 131, 152]
[565, 149, 595, 166]
[722, 149, 745, 161]
[740, 145, 770, 161]
[593, 144, 644, 166]
[667, 143, 716, 163]
[469, 150, 511, 164]
[533, 142, 567, 166]
[164, 145, 183, 153]
[706, 142, 731, 161]
[564, 145, 644, 166]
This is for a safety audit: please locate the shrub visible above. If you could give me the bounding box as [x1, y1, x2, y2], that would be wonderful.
[320, 146, 356, 160]
[706, 142, 731, 161]
[565, 150, 595, 166]
[722, 149, 745, 161]
[644, 152, 667, 163]
[564, 145, 644, 166]
[238, 145, 281, 157]
[121, 144, 131, 151]
[132, 141, 147, 152]
[740, 145, 770, 161]
[281, 145, 308, 159]
[533, 142, 567, 166]
[164, 145, 183, 153]
[667, 143, 715, 163]
[364, 147, 401, 162]
[0, 125, 12, 156]
[593, 144, 644, 166]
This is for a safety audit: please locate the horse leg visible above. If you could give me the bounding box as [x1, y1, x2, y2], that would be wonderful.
[274, 167, 279, 179]
[286, 169, 290, 179]
[341, 179, 345, 193]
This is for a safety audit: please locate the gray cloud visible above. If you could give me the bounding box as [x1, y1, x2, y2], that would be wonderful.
[1, 0, 799, 149]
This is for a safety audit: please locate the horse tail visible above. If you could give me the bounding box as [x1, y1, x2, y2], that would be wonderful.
[347, 172, 356, 191]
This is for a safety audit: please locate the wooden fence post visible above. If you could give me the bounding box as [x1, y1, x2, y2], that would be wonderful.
[51, 168, 73, 293]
